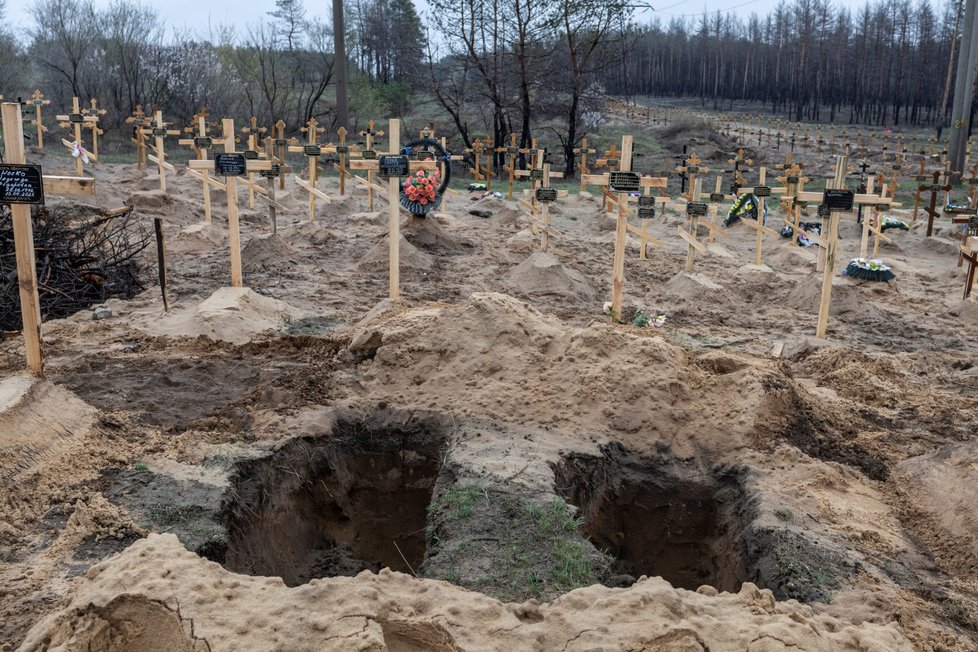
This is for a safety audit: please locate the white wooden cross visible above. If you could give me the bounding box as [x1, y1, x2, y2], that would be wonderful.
[188, 119, 272, 287]
[1, 102, 96, 375]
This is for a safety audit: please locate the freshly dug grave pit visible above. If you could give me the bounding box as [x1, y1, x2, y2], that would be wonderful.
[221, 412, 450, 586]
[553, 445, 751, 593]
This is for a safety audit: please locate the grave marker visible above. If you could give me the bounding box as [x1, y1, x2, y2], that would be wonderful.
[25, 90, 50, 150]
[125, 105, 150, 169]
[573, 138, 596, 192]
[179, 108, 220, 223]
[359, 120, 385, 209]
[240, 116, 268, 208]
[56, 97, 98, 176]
[737, 167, 786, 265]
[287, 117, 329, 221]
[147, 110, 180, 192]
[82, 98, 107, 158]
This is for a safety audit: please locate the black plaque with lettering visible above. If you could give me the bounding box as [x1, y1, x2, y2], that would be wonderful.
[608, 171, 640, 192]
[274, 138, 288, 147]
[686, 202, 708, 217]
[0, 164, 45, 205]
[786, 176, 799, 184]
[304, 145, 321, 157]
[260, 164, 281, 178]
[362, 149, 377, 160]
[638, 195, 655, 207]
[709, 192, 725, 202]
[243, 149, 259, 160]
[607, 158, 620, 168]
[194, 137, 213, 149]
[416, 151, 435, 161]
[68, 113, 84, 124]
[335, 145, 349, 154]
[214, 154, 247, 177]
[638, 207, 655, 219]
[151, 127, 167, 137]
[753, 185, 772, 197]
[536, 188, 557, 202]
[378, 155, 410, 177]
[876, 203, 891, 212]
[916, 175, 930, 182]
[530, 169, 544, 181]
[823, 189, 854, 211]
[507, 146, 519, 155]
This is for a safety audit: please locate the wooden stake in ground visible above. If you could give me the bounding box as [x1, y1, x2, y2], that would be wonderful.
[154, 218, 168, 312]
[534, 159, 558, 252]
[56, 97, 98, 177]
[187, 119, 272, 287]
[179, 110, 220, 223]
[147, 110, 180, 192]
[287, 117, 329, 221]
[82, 98, 106, 159]
[125, 105, 150, 169]
[1, 101, 96, 375]
[26, 90, 50, 150]
[359, 120, 385, 210]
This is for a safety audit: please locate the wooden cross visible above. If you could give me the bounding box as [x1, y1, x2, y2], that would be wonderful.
[260, 136, 292, 235]
[240, 116, 268, 208]
[705, 175, 735, 245]
[272, 120, 290, 190]
[348, 120, 443, 299]
[777, 163, 813, 246]
[515, 153, 564, 234]
[574, 137, 596, 192]
[582, 136, 669, 319]
[82, 98, 106, 159]
[125, 105, 150, 168]
[179, 109, 220, 223]
[676, 152, 709, 201]
[147, 110, 180, 192]
[501, 133, 521, 200]
[25, 90, 50, 150]
[331, 126, 360, 196]
[56, 97, 98, 176]
[465, 138, 492, 189]
[919, 171, 952, 237]
[1, 102, 96, 375]
[358, 120, 385, 210]
[728, 149, 753, 194]
[187, 119, 272, 287]
[287, 117, 329, 221]
[735, 167, 784, 265]
[857, 177, 895, 258]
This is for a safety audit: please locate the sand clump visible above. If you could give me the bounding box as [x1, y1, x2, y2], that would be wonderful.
[18, 534, 913, 652]
[505, 251, 596, 300]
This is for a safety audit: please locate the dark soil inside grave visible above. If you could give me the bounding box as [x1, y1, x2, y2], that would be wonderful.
[53, 355, 280, 430]
[552, 445, 752, 593]
[220, 410, 452, 586]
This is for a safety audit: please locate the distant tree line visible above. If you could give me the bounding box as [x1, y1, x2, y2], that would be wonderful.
[0, 0, 968, 173]
[609, 0, 960, 128]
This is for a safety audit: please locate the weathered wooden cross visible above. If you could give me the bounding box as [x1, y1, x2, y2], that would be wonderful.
[25, 90, 50, 150]
[82, 98, 107, 158]
[1, 102, 96, 374]
[240, 116, 268, 208]
[500, 133, 521, 201]
[359, 120, 385, 209]
[56, 97, 98, 176]
[187, 119, 272, 287]
[465, 138, 493, 190]
[179, 108, 220, 223]
[515, 153, 564, 232]
[918, 171, 952, 237]
[125, 105, 150, 168]
[147, 110, 180, 192]
[574, 138, 596, 192]
[287, 117, 330, 221]
[735, 167, 785, 265]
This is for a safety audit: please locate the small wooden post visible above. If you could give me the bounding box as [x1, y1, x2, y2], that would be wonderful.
[224, 120, 244, 287]
[540, 160, 553, 252]
[504, 133, 519, 201]
[754, 167, 767, 264]
[611, 135, 634, 320]
[685, 178, 703, 272]
[816, 155, 848, 338]
[288, 117, 327, 221]
[274, 120, 288, 190]
[1, 103, 43, 375]
[154, 218, 169, 312]
[389, 119, 401, 300]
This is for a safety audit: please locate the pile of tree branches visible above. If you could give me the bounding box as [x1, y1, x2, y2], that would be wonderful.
[0, 204, 150, 332]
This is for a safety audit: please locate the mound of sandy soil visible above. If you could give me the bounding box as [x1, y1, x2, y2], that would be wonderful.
[358, 235, 433, 271]
[241, 234, 299, 273]
[505, 251, 595, 300]
[133, 287, 304, 344]
[783, 273, 894, 319]
[662, 271, 724, 298]
[169, 222, 227, 254]
[18, 533, 912, 652]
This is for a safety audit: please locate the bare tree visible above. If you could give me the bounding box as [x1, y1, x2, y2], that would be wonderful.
[30, 0, 98, 98]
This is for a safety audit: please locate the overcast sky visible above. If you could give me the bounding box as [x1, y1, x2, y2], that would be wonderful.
[3, 0, 952, 39]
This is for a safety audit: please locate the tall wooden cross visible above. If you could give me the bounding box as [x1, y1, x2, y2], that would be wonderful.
[466, 138, 492, 189]
[82, 98, 107, 158]
[515, 152, 564, 231]
[359, 120, 385, 209]
[287, 117, 329, 221]
[574, 138, 596, 192]
[332, 127, 361, 196]
[735, 167, 785, 265]
[260, 135, 292, 234]
[676, 152, 707, 201]
[728, 149, 753, 194]
[349, 120, 443, 299]
[272, 120, 290, 190]
[179, 109, 220, 222]
[56, 97, 98, 177]
[187, 119, 272, 287]
[240, 116, 268, 208]
[596, 142, 623, 212]
[501, 133, 521, 201]
[125, 105, 150, 168]
[859, 178, 895, 259]
[1, 102, 96, 375]
[25, 90, 50, 150]
[919, 171, 952, 237]
[147, 110, 180, 192]
[777, 163, 812, 246]
[704, 175, 734, 245]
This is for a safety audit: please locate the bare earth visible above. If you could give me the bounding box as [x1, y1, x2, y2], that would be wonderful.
[2, 130, 977, 651]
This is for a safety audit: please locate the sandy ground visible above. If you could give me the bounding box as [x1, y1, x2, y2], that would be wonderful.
[1, 122, 978, 651]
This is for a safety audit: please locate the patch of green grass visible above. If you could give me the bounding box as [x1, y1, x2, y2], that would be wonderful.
[774, 508, 794, 522]
[429, 483, 483, 520]
[770, 529, 844, 603]
[133, 461, 149, 472]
